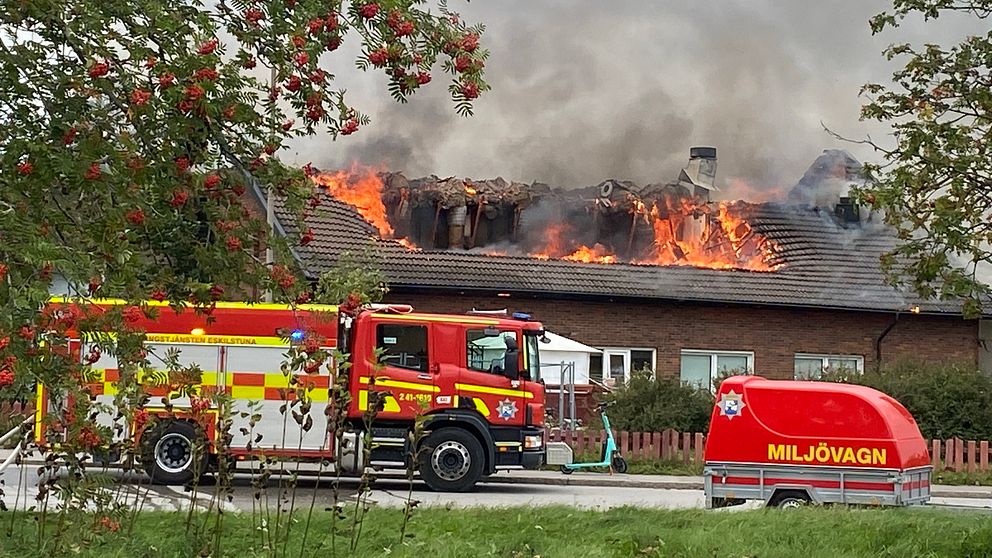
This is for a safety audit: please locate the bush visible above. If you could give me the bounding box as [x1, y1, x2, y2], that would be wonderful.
[606, 369, 713, 433]
[819, 360, 992, 440]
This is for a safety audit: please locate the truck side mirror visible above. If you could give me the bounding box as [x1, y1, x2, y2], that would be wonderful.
[503, 336, 520, 379]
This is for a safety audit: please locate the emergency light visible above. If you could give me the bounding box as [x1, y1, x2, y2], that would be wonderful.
[290, 329, 305, 342]
[512, 312, 531, 321]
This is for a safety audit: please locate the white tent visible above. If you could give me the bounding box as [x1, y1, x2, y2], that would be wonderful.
[539, 331, 601, 385]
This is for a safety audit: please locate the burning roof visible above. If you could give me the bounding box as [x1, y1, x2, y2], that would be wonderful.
[309, 148, 781, 272]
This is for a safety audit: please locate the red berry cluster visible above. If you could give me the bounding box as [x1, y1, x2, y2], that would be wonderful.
[340, 118, 359, 135]
[122, 305, 144, 324]
[270, 265, 296, 289]
[170, 189, 189, 208]
[190, 396, 211, 414]
[78, 425, 102, 449]
[359, 3, 380, 19]
[130, 88, 152, 105]
[83, 346, 102, 365]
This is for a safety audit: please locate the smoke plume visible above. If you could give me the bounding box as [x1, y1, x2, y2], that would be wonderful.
[285, 1, 983, 194]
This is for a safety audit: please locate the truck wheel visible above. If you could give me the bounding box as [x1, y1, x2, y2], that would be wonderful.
[612, 455, 628, 474]
[141, 420, 208, 485]
[419, 428, 484, 492]
[769, 490, 811, 509]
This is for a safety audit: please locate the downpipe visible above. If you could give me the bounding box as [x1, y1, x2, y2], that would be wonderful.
[875, 312, 900, 370]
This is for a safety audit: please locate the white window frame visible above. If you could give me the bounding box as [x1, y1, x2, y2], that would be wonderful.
[680, 349, 754, 391]
[595, 347, 657, 385]
[794, 353, 865, 379]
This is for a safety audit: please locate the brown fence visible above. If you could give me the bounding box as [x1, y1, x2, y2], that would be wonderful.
[0, 401, 33, 417]
[547, 429, 992, 473]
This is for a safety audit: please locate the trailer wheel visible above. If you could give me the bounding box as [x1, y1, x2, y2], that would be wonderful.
[611, 455, 628, 474]
[140, 420, 208, 485]
[769, 490, 811, 509]
[419, 428, 484, 492]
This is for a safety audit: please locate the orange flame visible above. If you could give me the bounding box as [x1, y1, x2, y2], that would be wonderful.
[311, 166, 394, 237]
[564, 244, 617, 264]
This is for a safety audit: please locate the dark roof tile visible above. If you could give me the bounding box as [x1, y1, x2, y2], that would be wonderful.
[276, 197, 965, 314]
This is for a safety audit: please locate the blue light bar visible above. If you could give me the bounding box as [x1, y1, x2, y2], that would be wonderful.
[290, 329, 305, 341]
[512, 312, 531, 321]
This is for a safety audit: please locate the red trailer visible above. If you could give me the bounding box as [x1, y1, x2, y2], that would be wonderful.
[704, 376, 932, 508]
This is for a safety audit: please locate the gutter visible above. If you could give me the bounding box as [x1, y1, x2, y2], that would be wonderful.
[385, 285, 978, 318]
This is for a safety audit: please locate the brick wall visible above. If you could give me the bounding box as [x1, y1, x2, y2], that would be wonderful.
[387, 292, 980, 379]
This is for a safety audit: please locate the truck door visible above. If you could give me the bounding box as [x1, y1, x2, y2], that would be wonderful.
[364, 319, 437, 419]
[458, 328, 528, 427]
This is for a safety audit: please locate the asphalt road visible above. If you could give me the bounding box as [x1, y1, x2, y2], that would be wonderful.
[2, 464, 990, 514]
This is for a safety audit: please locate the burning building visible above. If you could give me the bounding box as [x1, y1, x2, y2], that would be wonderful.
[270, 148, 991, 408]
[311, 148, 779, 272]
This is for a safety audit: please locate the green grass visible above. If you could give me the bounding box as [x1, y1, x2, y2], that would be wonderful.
[3, 506, 992, 558]
[934, 469, 992, 486]
[544, 452, 703, 476]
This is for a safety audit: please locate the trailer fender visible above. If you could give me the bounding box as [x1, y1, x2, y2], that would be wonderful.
[423, 410, 496, 474]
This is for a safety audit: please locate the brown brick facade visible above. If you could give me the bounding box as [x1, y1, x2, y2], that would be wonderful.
[387, 292, 980, 379]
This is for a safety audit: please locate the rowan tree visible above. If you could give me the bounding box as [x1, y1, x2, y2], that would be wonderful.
[0, 1, 487, 432]
[856, 0, 992, 316]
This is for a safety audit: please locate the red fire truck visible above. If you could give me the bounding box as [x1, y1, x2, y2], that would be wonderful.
[704, 376, 932, 508]
[35, 300, 548, 492]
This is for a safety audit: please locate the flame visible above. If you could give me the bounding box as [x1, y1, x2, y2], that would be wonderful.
[630, 200, 774, 271]
[311, 166, 778, 271]
[564, 244, 617, 264]
[311, 166, 394, 237]
[525, 199, 776, 271]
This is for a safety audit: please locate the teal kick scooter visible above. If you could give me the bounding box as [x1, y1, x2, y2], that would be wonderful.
[559, 402, 628, 474]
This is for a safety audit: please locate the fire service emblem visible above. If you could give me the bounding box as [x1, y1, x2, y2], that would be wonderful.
[717, 390, 746, 420]
[496, 398, 518, 421]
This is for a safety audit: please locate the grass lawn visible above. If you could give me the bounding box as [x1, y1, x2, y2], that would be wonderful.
[3, 505, 991, 558]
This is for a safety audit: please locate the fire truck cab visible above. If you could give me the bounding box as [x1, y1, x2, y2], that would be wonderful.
[36, 300, 548, 492]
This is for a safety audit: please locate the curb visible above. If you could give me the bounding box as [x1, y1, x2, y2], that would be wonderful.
[480, 474, 703, 491]
[6, 452, 991, 500]
[478, 472, 992, 500]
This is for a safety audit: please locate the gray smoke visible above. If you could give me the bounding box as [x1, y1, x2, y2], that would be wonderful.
[284, 1, 984, 194]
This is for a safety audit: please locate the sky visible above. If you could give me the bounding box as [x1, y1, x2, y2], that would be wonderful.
[284, 1, 983, 198]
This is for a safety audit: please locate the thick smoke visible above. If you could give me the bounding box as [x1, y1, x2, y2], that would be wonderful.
[285, 1, 983, 193]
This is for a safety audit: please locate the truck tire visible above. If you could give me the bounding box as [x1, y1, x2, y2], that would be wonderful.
[141, 420, 208, 485]
[419, 428, 484, 492]
[769, 490, 811, 509]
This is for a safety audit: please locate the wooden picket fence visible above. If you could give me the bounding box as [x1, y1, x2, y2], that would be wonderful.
[547, 429, 992, 473]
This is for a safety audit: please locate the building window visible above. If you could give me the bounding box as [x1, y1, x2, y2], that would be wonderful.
[794, 354, 864, 380]
[376, 324, 428, 372]
[589, 348, 656, 385]
[466, 329, 514, 374]
[680, 349, 754, 391]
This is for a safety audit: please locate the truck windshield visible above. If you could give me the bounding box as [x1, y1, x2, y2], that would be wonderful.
[525, 334, 541, 381]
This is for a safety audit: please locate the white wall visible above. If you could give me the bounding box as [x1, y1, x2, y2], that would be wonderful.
[540, 350, 591, 385]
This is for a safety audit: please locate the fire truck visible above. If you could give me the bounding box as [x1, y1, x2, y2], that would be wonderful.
[35, 300, 548, 492]
[704, 376, 932, 508]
